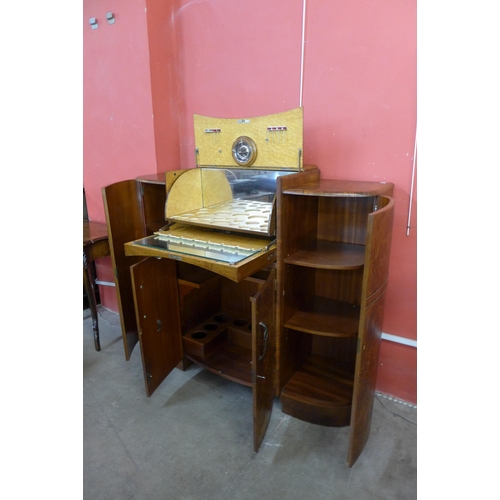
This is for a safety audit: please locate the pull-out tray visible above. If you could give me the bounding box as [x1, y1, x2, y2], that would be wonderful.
[124, 224, 276, 282]
[167, 198, 276, 236]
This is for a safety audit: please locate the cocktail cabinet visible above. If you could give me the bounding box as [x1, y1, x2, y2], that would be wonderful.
[102, 109, 394, 465]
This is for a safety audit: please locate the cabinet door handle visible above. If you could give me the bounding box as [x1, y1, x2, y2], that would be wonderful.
[258, 321, 269, 361]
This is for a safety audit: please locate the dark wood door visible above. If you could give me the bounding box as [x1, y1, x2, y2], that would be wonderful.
[102, 180, 146, 360]
[347, 196, 395, 467]
[251, 269, 276, 452]
[130, 257, 183, 397]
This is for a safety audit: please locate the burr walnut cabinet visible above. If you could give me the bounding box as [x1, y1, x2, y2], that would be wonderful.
[101, 106, 394, 466]
[102, 167, 394, 466]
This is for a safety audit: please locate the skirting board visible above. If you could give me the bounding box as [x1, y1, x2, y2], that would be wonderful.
[381, 333, 417, 348]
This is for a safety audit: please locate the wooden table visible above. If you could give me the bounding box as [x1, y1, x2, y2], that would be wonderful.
[83, 221, 110, 351]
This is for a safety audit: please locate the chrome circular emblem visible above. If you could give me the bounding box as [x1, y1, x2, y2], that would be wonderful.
[232, 136, 257, 166]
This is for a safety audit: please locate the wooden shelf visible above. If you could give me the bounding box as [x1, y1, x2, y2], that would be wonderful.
[284, 297, 359, 337]
[283, 179, 394, 197]
[284, 240, 365, 270]
[185, 343, 253, 387]
[281, 354, 354, 427]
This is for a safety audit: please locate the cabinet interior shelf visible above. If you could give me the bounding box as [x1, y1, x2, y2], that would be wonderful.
[281, 354, 354, 427]
[284, 240, 365, 270]
[182, 311, 253, 387]
[185, 344, 253, 388]
[285, 297, 359, 337]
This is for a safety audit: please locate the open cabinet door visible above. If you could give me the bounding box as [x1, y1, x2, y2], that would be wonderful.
[251, 269, 276, 452]
[130, 257, 183, 397]
[347, 196, 394, 467]
[103, 180, 146, 360]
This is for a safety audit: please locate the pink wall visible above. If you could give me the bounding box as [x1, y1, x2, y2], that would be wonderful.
[83, 0, 182, 309]
[84, 0, 157, 222]
[84, 0, 154, 310]
[83, 0, 417, 403]
[145, 0, 182, 172]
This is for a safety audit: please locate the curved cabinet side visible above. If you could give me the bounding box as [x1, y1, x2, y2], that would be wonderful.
[347, 196, 395, 467]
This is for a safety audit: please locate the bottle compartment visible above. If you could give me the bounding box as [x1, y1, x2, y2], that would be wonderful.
[183, 313, 251, 360]
[175, 263, 272, 387]
[183, 312, 254, 386]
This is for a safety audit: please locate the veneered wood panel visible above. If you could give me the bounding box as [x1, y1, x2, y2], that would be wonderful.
[252, 269, 276, 452]
[141, 181, 168, 234]
[318, 196, 374, 245]
[194, 109, 304, 170]
[130, 257, 182, 397]
[178, 274, 221, 333]
[314, 268, 363, 305]
[347, 196, 395, 467]
[275, 168, 319, 393]
[347, 294, 386, 467]
[281, 194, 319, 258]
[282, 180, 394, 198]
[363, 196, 394, 300]
[165, 168, 233, 218]
[312, 336, 357, 371]
[280, 354, 354, 427]
[276, 168, 320, 259]
[102, 180, 146, 360]
[222, 278, 262, 320]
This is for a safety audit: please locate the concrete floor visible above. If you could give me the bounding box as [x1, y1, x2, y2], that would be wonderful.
[83, 307, 417, 500]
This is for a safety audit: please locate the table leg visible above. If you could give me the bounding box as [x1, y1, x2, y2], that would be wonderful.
[83, 251, 101, 351]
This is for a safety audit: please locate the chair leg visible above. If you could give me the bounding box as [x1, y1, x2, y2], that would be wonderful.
[83, 252, 101, 351]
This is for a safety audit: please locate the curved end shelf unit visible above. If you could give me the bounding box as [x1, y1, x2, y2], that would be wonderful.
[277, 176, 395, 463]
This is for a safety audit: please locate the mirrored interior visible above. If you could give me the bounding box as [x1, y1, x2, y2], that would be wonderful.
[165, 168, 294, 237]
[130, 235, 264, 265]
[211, 168, 293, 202]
